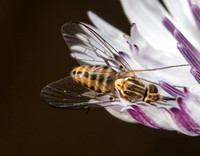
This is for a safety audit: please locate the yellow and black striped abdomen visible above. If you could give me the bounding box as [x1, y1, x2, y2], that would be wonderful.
[71, 65, 117, 94]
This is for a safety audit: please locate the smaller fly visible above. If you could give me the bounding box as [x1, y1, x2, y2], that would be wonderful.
[71, 65, 175, 104]
[41, 22, 187, 109]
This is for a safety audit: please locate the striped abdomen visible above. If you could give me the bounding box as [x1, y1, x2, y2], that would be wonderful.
[115, 77, 146, 102]
[71, 65, 117, 94]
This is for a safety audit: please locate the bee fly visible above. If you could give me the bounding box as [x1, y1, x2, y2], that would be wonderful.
[41, 22, 188, 109]
[71, 64, 177, 104]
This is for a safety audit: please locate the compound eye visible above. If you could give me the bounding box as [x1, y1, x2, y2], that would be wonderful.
[149, 85, 158, 93]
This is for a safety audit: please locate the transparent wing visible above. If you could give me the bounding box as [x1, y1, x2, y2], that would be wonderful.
[62, 22, 132, 71]
[40, 76, 115, 109]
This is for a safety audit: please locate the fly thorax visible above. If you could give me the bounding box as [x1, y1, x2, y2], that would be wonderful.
[115, 77, 146, 101]
[123, 77, 146, 98]
[114, 78, 124, 92]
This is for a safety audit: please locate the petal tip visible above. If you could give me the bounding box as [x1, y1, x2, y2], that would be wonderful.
[159, 80, 164, 85]
[131, 23, 136, 27]
[177, 96, 183, 104]
[173, 29, 180, 37]
[87, 10, 93, 16]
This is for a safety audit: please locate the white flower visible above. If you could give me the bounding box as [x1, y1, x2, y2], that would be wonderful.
[87, 0, 200, 136]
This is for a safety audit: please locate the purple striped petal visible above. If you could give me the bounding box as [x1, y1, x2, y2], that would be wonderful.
[189, 0, 200, 30]
[174, 29, 200, 58]
[177, 43, 200, 83]
[159, 81, 185, 97]
[170, 97, 200, 134]
[127, 105, 160, 129]
[125, 89, 200, 136]
[190, 67, 200, 83]
[118, 51, 131, 59]
[177, 43, 200, 70]
[122, 79, 200, 136]
[162, 17, 176, 35]
[163, 17, 200, 84]
[163, 17, 200, 57]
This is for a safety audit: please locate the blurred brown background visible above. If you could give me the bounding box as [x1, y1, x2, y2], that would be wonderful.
[1, 0, 200, 156]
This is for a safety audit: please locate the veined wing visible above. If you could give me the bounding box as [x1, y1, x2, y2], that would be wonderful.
[40, 76, 116, 109]
[62, 22, 132, 71]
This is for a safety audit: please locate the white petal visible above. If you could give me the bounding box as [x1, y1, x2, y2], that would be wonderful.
[88, 12, 186, 68]
[106, 106, 137, 123]
[87, 11, 129, 53]
[127, 102, 200, 136]
[137, 105, 178, 130]
[120, 0, 177, 51]
[125, 24, 187, 67]
[87, 11, 197, 94]
[184, 90, 200, 126]
[163, 0, 200, 49]
[190, 0, 200, 6]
